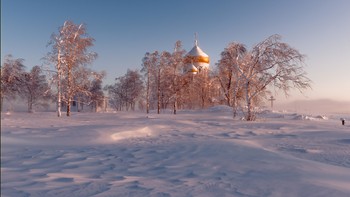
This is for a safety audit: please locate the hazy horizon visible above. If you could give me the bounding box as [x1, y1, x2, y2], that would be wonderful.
[3, 97, 349, 115]
[274, 99, 350, 114]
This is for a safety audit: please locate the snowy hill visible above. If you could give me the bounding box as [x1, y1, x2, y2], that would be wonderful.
[1, 108, 350, 196]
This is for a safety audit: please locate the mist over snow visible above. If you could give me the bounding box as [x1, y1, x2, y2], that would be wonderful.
[274, 99, 350, 114]
[1, 107, 350, 197]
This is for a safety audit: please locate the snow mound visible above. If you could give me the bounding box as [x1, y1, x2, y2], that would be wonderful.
[291, 114, 328, 121]
[315, 115, 328, 120]
[259, 110, 285, 119]
[205, 105, 232, 113]
[111, 127, 153, 141]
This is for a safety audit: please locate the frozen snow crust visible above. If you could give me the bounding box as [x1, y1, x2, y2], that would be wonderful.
[1, 108, 350, 197]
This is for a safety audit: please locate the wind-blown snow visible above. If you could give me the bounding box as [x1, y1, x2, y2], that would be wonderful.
[1, 107, 350, 197]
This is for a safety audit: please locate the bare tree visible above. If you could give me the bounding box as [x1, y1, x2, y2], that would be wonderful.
[156, 51, 172, 113]
[72, 69, 106, 112]
[216, 42, 247, 117]
[123, 69, 144, 110]
[20, 66, 51, 113]
[0, 55, 26, 111]
[88, 71, 106, 112]
[170, 41, 186, 114]
[46, 21, 97, 116]
[106, 69, 143, 111]
[225, 35, 311, 120]
[141, 51, 158, 113]
[105, 82, 123, 111]
[141, 52, 151, 113]
[140, 42, 193, 114]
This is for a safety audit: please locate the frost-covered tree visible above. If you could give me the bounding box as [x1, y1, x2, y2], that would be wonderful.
[177, 67, 213, 110]
[106, 69, 143, 111]
[170, 41, 186, 114]
[157, 51, 172, 114]
[142, 50, 177, 113]
[116, 69, 143, 111]
[141, 52, 151, 113]
[20, 66, 51, 113]
[196, 70, 213, 109]
[71, 68, 105, 112]
[216, 42, 247, 117]
[0, 55, 26, 111]
[46, 20, 97, 116]
[141, 51, 158, 113]
[105, 82, 123, 111]
[88, 71, 106, 112]
[218, 35, 311, 121]
[244, 35, 311, 120]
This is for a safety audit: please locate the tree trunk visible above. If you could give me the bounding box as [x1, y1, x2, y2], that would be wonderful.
[57, 54, 62, 117]
[173, 93, 177, 114]
[245, 81, 253, 121]
[66, 67, 72, 117]
[232, 97, 237, 118]
[232, 84, 238, 118]
[28, 97, 33, 113]
[173, 66, 177, 115]
[157, 68, 161, 114]
[0, 96, 3, 112]
[226, 95, 231, 106]
[201, 86, 205, 109]
[246, 98, 252, 121]
[146, 70, 150, 114]
[226, 76, 232, 106]
[57, 80, 61, 117]
[67, 98, 71, 116]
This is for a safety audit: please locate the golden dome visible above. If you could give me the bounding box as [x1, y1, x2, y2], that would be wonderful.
[188, 63, 198, 74]
[184, 37, 209, 73]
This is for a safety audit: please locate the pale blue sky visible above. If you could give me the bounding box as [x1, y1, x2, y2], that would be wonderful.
[2, 0, 350, 102]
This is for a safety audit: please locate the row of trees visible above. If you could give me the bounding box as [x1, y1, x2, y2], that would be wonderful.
[0, 54, 105, 114]
[105, 40, 214, 115]
[1, 55, 51, 112]
[107, 35, 311, 120]
[1, 21, 105, 115]
[1, 20, 311, 120]
[105, 69, 143, 111]
[141, 41, 221, 114]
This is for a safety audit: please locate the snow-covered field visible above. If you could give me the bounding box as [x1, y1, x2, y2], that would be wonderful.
[1, 106, 350, 197]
